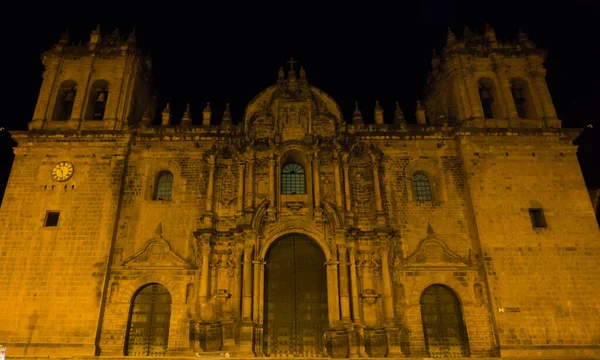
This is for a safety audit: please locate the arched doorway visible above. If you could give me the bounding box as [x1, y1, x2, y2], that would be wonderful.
[420, 284, 470, 357]
[124, 283, 172, 356]
[264, 234, 328, 357]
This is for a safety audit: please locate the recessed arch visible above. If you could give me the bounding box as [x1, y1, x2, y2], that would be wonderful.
[52, 80, 78, 121]
[260, 229, 332, 261]
[420, 284, 470, 357]
[477, 77, 501, 119]
[124, 283, 172, 356]
[510, 77, 538, 119]
[85, 79, 110, 120]
[263, 233, 328, 357]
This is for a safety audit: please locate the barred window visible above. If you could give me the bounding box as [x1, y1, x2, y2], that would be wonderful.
[281, 163, 305, 195]
[412, 172, 432, 201]
[154, 171, 174, 200]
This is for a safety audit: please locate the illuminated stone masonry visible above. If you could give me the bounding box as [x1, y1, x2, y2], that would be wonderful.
[1, 25, 599, 359]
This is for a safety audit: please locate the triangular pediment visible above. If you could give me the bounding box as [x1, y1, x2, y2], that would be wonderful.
[400, 238, 470, 268]
[121, 239, 194, 269]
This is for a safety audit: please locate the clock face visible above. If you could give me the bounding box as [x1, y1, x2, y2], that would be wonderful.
[51, 161, 74, 182]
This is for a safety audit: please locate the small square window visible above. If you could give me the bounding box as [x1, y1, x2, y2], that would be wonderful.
[45, 211, 60, 227]
[528, 208, 547, 228]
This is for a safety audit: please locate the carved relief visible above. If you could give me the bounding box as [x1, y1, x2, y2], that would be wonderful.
[121, 238, 193, 269]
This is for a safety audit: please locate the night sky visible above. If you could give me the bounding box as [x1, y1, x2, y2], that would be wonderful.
[1, 1, 599, 202]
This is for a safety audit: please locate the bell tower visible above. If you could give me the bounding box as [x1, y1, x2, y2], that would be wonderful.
[29, 26, 153, 131]
[424, 25, 561, 129]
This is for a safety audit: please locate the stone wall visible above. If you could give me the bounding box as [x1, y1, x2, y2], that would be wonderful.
[0, 132, 130, 355]
[460, 132, 600, 357]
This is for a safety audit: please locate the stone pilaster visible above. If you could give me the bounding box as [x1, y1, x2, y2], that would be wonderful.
[326, 260, 341, 324]
[333, 149, 344, 208]
[337, 242, 351, 322]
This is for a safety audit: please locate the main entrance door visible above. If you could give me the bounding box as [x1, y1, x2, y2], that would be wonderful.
[420, 284, 470, 358]
[264, 234, 328, 357]
[125, 283, 172, 356]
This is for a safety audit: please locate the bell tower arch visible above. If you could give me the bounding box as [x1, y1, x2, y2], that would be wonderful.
[424, 25, 560, 129]
[29, 27, 154, 131]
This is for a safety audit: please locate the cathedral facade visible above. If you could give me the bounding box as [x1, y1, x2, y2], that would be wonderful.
[1, 26, 599, 359]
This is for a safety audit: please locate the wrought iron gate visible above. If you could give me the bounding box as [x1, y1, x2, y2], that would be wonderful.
[264, 235, 328, 357]
[420, 284, 470, 358]
[125, 283, 172, 356]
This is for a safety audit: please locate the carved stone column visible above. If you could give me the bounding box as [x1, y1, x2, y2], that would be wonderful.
[242, 244, 254, 320]
[347, 242, 361, 325]
[232, 243, 243, 319]
[342, 154, 353, 225]
[493, 56, 518, 120]
[380, 237, 403, 357]
[312, 150, 321, 209]
[253, 260, 266, 356]
[204, 155, 216, 227]
[338, 243, 351, 321]
[356, 245, 380, 328]
[239, 240, 255, 356]
[333, 150, 344, 208]
[198, 234, 212, 318]
[465, 71, 484, 121]
[531, 67, 558, 121]
[371, 153, 386, 227]
[326, 260, 341, 325]
[379, 240, 395, 324]
[267, 154, 277, 221]
[245, 151, 255, 210]
[237, 162, 245, 214]
[448, 69, 470, 121]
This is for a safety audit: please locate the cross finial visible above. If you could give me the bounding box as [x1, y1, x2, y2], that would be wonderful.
[287, 57, 297, 71]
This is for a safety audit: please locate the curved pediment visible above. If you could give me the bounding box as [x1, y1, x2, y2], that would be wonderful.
[243, 66, 343, 143]
[121, 238, 194, 269]
[400, 238, 470, 268]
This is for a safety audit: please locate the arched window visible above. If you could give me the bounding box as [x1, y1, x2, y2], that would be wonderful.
[281, 163, 305, 194]
[53, 81, 77, 121]
[125, 283, 172, 356]
[85, 80, 109, 120]
[420, 284, 470, 357]
[412, 172, 432, 201]
[154, 171, 173, 200]
[511, 78, 537, 119]
[477, 78, 499, 119]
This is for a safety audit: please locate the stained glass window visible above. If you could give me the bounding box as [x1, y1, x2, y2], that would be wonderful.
[154, 171, 173, 200]
[413, 172, 432, 201]
[281, 163, 305, 195]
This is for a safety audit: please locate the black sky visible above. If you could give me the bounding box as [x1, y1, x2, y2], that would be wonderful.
[1, 1, 599, 202]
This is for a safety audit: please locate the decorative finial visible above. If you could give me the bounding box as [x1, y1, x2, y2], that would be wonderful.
[127, 28, 136, 43]
[96, 24, 101, 32]
[463, 26, 472, 38]
[446, 28, 457, 46]
[202, 102, 212, 126]
[394, 101, 406, 128]
[300, 66, 306, 79]
[161, 103, 171, 126]
[181, 103, 192, 124]
[374, 101, 384, 125]
[59, 29, 70, 45]
[415, 101, 427, 125]
[517, 28, 535, 48]
[156, 222, 163, 238]
[484, 24, 497, 46]
[427, 223, 434, 236]
[141, 105, 152, 126]
[221, 103, 232, 126]
[279, 66, 284, 79]
[352, 101, 364, 125]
